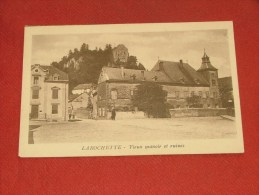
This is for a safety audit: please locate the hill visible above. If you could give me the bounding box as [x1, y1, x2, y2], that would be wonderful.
[51, 43, 146, 93]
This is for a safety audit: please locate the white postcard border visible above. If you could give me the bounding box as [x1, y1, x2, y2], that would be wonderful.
[19, 21, 244, 157]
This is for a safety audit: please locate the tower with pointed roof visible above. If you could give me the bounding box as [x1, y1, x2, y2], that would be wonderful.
[197, 50, 220, 107]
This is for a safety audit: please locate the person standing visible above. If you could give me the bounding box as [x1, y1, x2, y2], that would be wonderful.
[111, 108, 116, 120]
[68, 106, 72, 120]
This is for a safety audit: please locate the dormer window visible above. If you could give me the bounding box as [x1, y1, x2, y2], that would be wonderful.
[153, 76, 158, 81]
[35, 69, 38, 73]
[131, 74, 136, 81]
[53, 74, 60, 81]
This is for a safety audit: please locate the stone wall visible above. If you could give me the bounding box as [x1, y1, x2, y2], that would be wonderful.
[169, 108, 227, 117]
[106, 111, 145, 120]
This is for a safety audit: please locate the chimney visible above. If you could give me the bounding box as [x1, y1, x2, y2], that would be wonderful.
[159, 61, 163, 71]
[179, 59, 183, 68]
[141, 70, 145, 80]
[121, 66, 125, 78]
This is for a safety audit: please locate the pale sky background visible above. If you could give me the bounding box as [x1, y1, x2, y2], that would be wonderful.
[32, 30, 231, 77]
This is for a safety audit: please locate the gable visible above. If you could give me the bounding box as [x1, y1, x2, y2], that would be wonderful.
[31, 65, 47, 76]
[32, 65, 69, 81]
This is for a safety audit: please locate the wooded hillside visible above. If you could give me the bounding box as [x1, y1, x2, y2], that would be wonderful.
[51, 43, 146, 93]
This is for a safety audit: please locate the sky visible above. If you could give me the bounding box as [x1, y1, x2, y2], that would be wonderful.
[31, 29, 231, 77]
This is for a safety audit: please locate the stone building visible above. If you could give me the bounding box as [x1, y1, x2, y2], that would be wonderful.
[97, 51, 221, 119]
[30, 64, 69, 121]
[112, 44, 129, 63]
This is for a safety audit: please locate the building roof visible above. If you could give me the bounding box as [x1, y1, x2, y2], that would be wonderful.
[73, 83, 92, 90]
[69, 94, 81, 102]
[69, 92, 89, 102]
[100, 59, 210, 86]
[32, 64, 69, 81]
[113, 44, 128, 51]
[101, 67, 172, 84]
[151, 60, 209, 86]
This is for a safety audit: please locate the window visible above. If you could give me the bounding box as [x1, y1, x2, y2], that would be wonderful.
[35, 69, 38, 73]
[213, 92, 218, 98]
[175, 91, 180, 99]
[153, 76, 158, 81]
[32, 89, 39, 99]
[102, 108, 105, 117]
[52, 104, 58, 114]
[198, 91, 202, 97]
[131, 74, 136, 81]
[202, 91, 206, 98]
[184, 91, 188, 98]
[211, 73, 215, 77]
[191, 91, 195, 97]
[52, 89, 59, 99]
[206, 91, 210, 98]
[33, 77, 39, 85]
[111, 89, 117, 100]
[98, 108, 102, 116]
[212, 79, 216, 86]
[130, 89, 134, 96]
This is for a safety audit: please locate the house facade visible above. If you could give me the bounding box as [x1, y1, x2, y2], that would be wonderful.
[97, 52, 221, 119]
[30, 64, 69, 121]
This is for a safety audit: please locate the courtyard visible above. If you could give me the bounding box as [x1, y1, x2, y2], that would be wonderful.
[30, 117, 237, 144]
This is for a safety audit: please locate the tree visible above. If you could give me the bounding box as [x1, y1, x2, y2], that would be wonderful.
[80, 43, 88, 53]
[73, 48, 79, 59]
[132, 82, 169, 118]
[126, 56, 138, 69]
[186, 95, 202, 108]
[68, 49, 73, 57]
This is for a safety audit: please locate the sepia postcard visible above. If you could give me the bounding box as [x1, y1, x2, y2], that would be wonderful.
[19, 22, 244, 157]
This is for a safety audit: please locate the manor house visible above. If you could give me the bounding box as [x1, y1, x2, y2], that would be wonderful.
[97, 51, 220, 118]
[30, 64, 69, 121]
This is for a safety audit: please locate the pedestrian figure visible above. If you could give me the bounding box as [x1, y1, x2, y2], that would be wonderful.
[68, 106, 72, 120]
[72, 109, 75, 119]
[111, 108, 116, 120]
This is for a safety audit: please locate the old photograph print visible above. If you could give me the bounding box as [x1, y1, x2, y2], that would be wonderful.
[19, 22, 244, 157]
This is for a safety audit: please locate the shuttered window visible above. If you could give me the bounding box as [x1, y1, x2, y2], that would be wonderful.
[52, 104, 58, 114]
[32, 89, 39, 99]
[52, 89, 59, 99]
